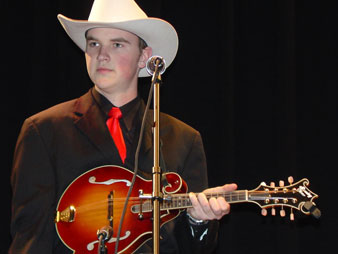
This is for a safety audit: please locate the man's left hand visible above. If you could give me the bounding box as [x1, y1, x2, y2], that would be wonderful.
[187, 183, 238, 221]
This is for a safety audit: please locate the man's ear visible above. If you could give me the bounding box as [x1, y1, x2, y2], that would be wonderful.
[138, 47, 153, 68]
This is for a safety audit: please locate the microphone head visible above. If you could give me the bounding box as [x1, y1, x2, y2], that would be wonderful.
[146, 56, 166, 75]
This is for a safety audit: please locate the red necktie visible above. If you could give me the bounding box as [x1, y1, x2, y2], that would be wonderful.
[106, 107, 126, 163]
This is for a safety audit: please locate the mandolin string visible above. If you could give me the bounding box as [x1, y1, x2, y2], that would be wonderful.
[67, 190, 302, 221]
[73, 188, 296, 214]
[73, 190, 251, 214]
[72, 189, 303, 218]
[70, 186, 301, 220]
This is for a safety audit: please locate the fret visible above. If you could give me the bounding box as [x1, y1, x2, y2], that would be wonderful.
[204, 190, 248, 204]
[131, 190, 251, 214]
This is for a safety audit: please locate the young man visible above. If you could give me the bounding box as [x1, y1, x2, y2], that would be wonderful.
[10, 0, 237, 253]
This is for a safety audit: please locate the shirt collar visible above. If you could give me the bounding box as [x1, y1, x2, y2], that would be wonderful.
[91, 87, 141, 131]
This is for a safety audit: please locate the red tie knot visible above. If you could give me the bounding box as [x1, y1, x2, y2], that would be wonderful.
[108, 107, 122, 119]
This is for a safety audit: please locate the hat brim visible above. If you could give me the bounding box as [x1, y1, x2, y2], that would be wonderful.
[58, 14, 179, 77]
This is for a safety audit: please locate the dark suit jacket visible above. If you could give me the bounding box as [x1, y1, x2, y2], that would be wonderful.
[10, 89, 218, 254]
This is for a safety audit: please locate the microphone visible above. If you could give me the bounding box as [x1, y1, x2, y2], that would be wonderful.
[146, 56, 166, 75]
[97, 226, 113, 241]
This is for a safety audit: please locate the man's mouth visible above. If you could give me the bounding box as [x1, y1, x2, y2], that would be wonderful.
[97, 67, 112, 74]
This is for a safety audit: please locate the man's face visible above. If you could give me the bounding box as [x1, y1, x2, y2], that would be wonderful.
[85, 27, 151, 97]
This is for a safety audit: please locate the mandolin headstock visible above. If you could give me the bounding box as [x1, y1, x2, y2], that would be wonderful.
[248, 177, 320, 220]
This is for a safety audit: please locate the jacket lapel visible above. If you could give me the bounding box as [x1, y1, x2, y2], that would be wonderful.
[135, 103, 169, 179]
[72, 90, 121, 163]
[133, 101, 154, 175]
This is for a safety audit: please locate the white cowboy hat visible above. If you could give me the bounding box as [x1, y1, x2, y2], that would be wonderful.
[57, 0, 178, 77]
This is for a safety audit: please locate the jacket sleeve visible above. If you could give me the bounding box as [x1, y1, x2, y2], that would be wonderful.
[143, 127, 219, 254]
[175, 131, 219, 254]
[9, 118, 60, 254]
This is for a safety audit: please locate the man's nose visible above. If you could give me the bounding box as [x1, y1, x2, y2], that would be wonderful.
[97, 46, 110, 62]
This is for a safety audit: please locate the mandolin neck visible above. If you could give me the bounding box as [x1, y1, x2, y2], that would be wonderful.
[162, 190, 249, 210]
[131, 190, 249, 214]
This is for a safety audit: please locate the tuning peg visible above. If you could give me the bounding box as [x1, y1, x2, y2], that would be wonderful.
[288, 176, 294, 184]
[271, 207, 276, 216]
[261, 208, 268, 216]
[279, 180, 284, 187]
[280, 206, 286, 217]
[270, 181, 275, 187]
[290, 208, 295, 221]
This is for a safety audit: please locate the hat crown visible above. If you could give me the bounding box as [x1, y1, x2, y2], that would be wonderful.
[89, 0, 148, 22]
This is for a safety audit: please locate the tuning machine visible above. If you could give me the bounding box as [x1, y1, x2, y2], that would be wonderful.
[260, 176, 296, 220]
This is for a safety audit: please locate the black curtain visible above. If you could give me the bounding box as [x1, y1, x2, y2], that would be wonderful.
[4, 0, 337, 253]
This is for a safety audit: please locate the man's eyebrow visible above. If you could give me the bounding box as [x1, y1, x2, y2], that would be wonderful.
[86, 35, 131, 44]
[111, 37, 131, 44]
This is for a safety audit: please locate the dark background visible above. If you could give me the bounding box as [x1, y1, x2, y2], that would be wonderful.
[4, 0, 337, 253]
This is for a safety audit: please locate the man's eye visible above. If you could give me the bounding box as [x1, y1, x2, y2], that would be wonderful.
[113, 43, 123, 48]
[88, 41, 99, 47]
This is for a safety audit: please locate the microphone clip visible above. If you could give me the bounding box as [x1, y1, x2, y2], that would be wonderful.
[97, 226, 113, 254]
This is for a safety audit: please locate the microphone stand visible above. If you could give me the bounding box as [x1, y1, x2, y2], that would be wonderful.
[97, 226, 113, 254]
[151, 59, 163, 254]
[98, 234, 108, 254]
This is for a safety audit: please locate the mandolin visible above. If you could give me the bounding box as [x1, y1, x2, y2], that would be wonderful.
[55, 165, 320, 254]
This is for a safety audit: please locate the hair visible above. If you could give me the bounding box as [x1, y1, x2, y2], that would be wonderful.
[138, 37, 148, 52]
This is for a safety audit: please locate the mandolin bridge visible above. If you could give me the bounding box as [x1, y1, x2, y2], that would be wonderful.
[55, 205, 76, 223]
